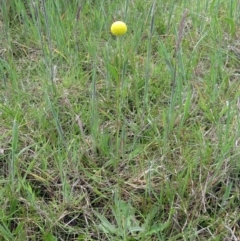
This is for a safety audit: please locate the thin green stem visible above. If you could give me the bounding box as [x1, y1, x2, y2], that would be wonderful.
[116, 37, 122, 161]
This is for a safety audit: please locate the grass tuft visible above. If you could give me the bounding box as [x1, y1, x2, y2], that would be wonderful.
[1, 0, 240, 240]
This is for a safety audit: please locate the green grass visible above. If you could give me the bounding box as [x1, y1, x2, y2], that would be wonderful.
[1, 0, 240, 240]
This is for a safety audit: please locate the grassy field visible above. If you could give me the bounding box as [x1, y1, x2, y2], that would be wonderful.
[1, 0, 240, 240]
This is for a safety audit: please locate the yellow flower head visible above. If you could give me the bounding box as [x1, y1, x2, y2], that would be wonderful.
[111, 21, 127, 36]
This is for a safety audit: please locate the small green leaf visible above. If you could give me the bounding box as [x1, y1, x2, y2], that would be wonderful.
[43, 232, 58, 241]
[224, 17, 236, 37]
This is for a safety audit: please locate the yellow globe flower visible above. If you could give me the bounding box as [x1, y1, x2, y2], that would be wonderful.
[111, 21, 127, 36]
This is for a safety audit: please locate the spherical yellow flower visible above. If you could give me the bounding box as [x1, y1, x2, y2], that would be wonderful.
[111, 21, 127, 36]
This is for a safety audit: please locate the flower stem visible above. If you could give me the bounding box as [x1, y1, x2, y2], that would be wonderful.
[116, 37, 123, 162]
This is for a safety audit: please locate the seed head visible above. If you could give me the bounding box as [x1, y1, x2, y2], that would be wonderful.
[111, 21, 127, 36]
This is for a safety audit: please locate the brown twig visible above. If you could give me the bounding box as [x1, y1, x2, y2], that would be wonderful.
[167, 9, 188, 139]
[175, 9, 189, 57]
